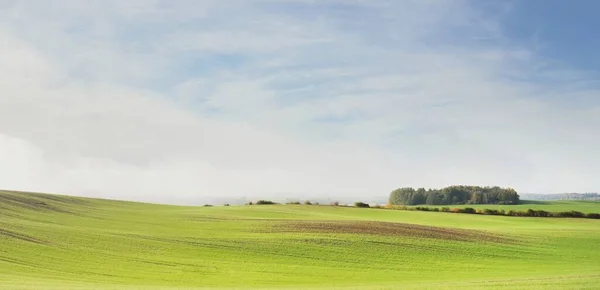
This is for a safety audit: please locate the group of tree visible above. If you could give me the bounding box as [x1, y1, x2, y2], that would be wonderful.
[246, 200, 330, 205]
[389, 185, 520, 206]
[286, 200, 320, 205]
[354, 201, 370, 208]
[246, 200, 278, 205]
[405, 206, 600, 219]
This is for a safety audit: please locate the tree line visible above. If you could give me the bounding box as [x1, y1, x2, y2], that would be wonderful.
[400, 206, 600, 219]
[389, 185, 519, 205]
[229, 196, 599, 220]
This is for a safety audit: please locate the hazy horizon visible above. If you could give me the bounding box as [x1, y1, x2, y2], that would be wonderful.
[1, 1, 599, 205]
[3, 187, 598, 207]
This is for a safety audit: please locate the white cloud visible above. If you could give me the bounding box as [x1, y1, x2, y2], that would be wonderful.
[0, 0, 599, 204]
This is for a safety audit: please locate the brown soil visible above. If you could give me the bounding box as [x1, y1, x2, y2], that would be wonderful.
[265, 220, 512, 243]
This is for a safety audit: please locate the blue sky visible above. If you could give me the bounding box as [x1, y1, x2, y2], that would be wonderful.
[502, 0, 600, 71]
[0, 0, 599, 204]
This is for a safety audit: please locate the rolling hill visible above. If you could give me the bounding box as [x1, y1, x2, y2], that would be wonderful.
[1, 190, 599, 289]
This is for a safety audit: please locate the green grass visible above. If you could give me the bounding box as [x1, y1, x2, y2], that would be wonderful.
[408, 200, 600, 213]
[1, 190, 600, 289]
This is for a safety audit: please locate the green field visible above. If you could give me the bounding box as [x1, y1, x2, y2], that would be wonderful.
[1, 190, 600, 289]
[407, 200, 600, 214]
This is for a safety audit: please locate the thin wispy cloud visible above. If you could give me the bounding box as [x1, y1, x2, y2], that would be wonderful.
[0, 0, 598, 204]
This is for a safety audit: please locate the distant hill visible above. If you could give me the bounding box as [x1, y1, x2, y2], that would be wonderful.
[520, 193, 600, 201]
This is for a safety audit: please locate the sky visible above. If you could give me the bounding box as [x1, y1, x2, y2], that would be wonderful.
[1, 0, 599, 204]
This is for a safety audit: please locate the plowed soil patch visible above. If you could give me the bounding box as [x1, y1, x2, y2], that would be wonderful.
[268, 220, 512, 243]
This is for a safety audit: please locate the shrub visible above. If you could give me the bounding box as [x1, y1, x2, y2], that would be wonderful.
[354, 201, 370, 208]
[287, 201, 301, 205]
[224, 203, 230, 206]
[441, 207, 450, 212]
[586, 213, 600, 219]
[255, 200, 277, 205]
[304, 200, 312, 205]
[571, 211, 585, 218]
[554, 211, 585, 218]
[534, 210, 550, 217]
[330, 201, 340, 206]
[203, 204, 213, 207]
[462, 207, 476, 214]
[506, 210, 528, 217]
[483, 209, 501, 215]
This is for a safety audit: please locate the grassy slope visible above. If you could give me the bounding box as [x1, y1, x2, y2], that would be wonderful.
[408, 200, 600, 213]
[1, 190, 600, 289]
